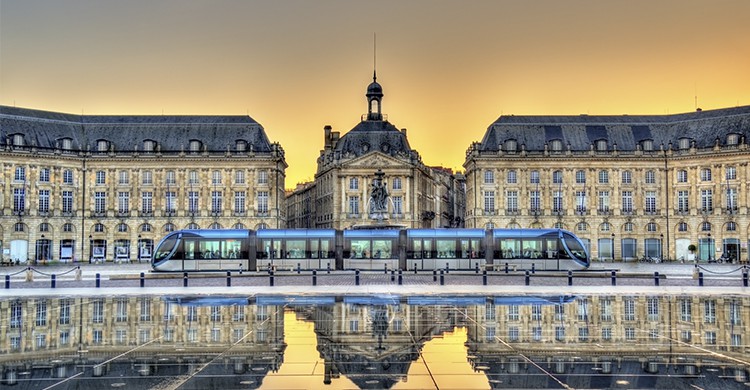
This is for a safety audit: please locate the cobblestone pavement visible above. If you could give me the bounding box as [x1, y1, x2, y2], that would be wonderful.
[2, 260, 748, 290]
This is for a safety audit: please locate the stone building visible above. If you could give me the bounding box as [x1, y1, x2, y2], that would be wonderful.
[0, 105, 286, 264]
[464, 106, 750, 262]
[286, 73, 465, 229]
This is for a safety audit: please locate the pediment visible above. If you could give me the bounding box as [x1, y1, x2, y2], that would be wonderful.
[343, 152, 409, 169]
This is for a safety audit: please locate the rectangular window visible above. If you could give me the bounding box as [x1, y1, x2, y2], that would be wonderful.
[140, 299, 152, 322]
[211, 306, 222, 322]
[602, 328, 612, 341]
[235, 170, 245, 184]
[212, 170, 222, 185]
[257, 191, 269, 214]
[94, 192, 107, 214]
[166, 170, 176, 185]
[484, 191, 495, 213]
[142, 191, 153, 214]
[531, 304, 542, 321]
[529, 190, 540, 211]
[677, 190, 689, 212]
[484, 170, 494, 184]
[553, 190, 563, 212]
[625, 327, 636, 341]
[647, 297, 659, 321]
[393, 177, 402, 190]
[393, 196, 402, 214]
[118, 192, 130, 214]
[118, 171, 129, 185]
[39, 167, 50, 182]
[506, 190, 518, 212]
[701, 168, 712, 181]
[116, 299, 128, 322]
[726, 166, 737, 180]
[165, 191, 176, 213]
[555, 326, 565, 341]
[598, 191, 610, 212]
[14, 166, 26, 181]
[600, 298, 613, 322]
[575, 190, 586, 212]
[533, 326, 542, 341]
[142, 170, 152, 185]
[624, 298, 635, 321]
[622, 191, 633, 212]
[701, 189, 713, 211]
[96, 171, 106, 185]
[13, 188, 25, 212]
[726, 188, 738, 210]
[485, 302, 496, 321]
[188, 170, 199, 185]
[507, 170, 517, 184]
[92, 299, 104, 323]
[349, 196, 360, 215]
[598, 170, 609, 184]
[234, 191, 246, 213]
[62, 191, 74, 213]
[680, 298, 692, 321]
[529, 170, 540, 184]
[63, 169, 73, 184]
[704, 300, 716, 324]
[38, 190, 50, 213]
[507, 305, 519, 321]
[729, 301, 742, 326]
[36, 300, 48, 326]
[677, 170, 688, 183]
[188, 191, 199, 213]
[257, 170, 268, 184]
[577, 299, 589, 321]
[211, 191, 222, 213]
[59, 299, 71, 325]
[645, 191, 657, 212]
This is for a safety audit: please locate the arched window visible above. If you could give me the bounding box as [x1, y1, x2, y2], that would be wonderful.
[677, 222, 688, 232]
[209, 222, 222, 229]
[39, 223, 50, 232]
[600, 222, 610, 232]
[13, 134, 25, 146]
[140, 224, 152, 232]
[646, 222, 657, 232]
[97, 140, 109, 152]
[235, 140, 247, 152]
[623, 222, 634, 232]
[187, 223, 200, 230]
[233, 223, 246, 229]
[485, 222, 495, 229]
[553, 222, 565, 229]
[63, 223, 75, 232]
[550, 139, 563, 152]
[117, 223, 128, 233]
[596, 139, 608, 152]
[14, 222, 25, 232]
[678, 138, 690, 150]
[484, 170, 495, 184]
[143, 140, 155, 152]
[701, 222, 711, 232]
[641, 139, 654, 151]
[256, 223, 269, 230]
[576, 222, 588, 232]
[575, 170, 586, 184]
[60, 138, 73, 150]
[726, 222, 736, 232]
[189, 140, 202, 153]
[552, 170, 563, 184]
[504, 139, 517, 153]
[645, 170, 656, 184]
[727, 133, 740, 146]
[94, 223, 105, 232]
[164, 223, 176, 232]
[621, 170, 632, 184]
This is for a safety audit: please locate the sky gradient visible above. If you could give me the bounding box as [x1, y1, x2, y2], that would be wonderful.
[2, 0, 749, 187]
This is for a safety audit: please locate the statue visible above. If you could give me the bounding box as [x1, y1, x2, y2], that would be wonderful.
[369, 169, 389, 217]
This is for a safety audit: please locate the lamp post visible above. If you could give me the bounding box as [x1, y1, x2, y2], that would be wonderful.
[707, 233, 712, 262]
[88, 234, 93, 264]
[611, 233, 615, 262]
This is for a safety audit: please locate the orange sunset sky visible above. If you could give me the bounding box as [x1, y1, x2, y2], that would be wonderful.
[1, 0, 749, 188]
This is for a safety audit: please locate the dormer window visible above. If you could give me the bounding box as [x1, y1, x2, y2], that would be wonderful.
[550, 139, 563, 152]
[12, 134, 25, 146]
[236, 140, 247, 152]
[641, 139, 654, 152]
[97, 140, 109, 152]
[189, 140, 202, 153]
[678, 138, 690, 150]
[60, 138, 73, 150]
[504, 139, 517, 153]
[143, 140, 155, 152]
[596, 139, 608, 152]
[727, 133, 739, 146]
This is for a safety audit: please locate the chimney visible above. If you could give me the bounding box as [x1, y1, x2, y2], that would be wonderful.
[324, 125, 332, 149]
[401, 128, 407, 137]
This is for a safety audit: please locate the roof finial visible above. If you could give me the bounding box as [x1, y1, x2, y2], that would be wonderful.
[373, 32, 377, 81]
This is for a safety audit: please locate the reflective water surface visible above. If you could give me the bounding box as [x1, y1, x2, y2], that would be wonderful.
[1, 293, 749, 389]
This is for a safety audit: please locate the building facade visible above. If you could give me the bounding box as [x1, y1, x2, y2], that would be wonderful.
[464, 106, 750, 262]
[0, 106, 286, 264]
[286, 74, 465, 230]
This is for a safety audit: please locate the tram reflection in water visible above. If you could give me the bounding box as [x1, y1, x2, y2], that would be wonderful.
[151, 228, 589, 272]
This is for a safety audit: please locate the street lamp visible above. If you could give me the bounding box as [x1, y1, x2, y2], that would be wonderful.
[707, 233, 712, 262]
[659, 234, 664, 262]
[611, 233, 615, 262]
[88, 235, 93, 264]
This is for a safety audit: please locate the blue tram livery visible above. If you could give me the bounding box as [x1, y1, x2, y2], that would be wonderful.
[152, 228, 590, 272]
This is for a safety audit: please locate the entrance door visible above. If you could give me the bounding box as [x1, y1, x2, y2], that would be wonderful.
[675, 239, 691, 262]
[10, 240, 28, 264]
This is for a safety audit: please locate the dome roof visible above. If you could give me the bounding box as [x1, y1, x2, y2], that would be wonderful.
[366, 71, 383, 98]
[333, 120, 411, 158]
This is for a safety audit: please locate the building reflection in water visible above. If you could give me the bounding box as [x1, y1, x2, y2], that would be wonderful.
[0, 294, 748, 389]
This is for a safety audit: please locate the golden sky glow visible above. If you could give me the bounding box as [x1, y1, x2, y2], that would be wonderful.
[1, 1, 749, 187]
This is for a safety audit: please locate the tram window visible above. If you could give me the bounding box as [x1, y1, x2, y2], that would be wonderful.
[184, 240, 197, 259]
[498, 239, 521, 259]
[409, 240, 422, 259]
[545, 239, 559, 259]
[225, 240, 242, 259]
[285, 239, 305, 259]
[460, 239, 482, 258]
[350, 239, 371, 259]
[259, 239, 281, 260]
[372, 240, 393, 259]
[423, 239, 433, 259]
[522, 239, 543, 259]
[436, 240, 456, 258]
[310, 240, 319, 258]
[321, 239, 333, 258]
[563, 233, 587, 261]
[154, 236, 178, 261]
[198, 240, 222, 259]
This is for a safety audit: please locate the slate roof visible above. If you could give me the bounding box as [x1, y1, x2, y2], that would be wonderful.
[0, 105, 274, 153]
[333, 119, 413, 158]
[478, 106, 750, 152]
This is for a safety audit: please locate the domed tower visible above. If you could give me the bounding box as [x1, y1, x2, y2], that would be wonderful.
[366, 71, 383, 121]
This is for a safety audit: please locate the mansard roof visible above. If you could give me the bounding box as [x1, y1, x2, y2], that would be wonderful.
[332, 119, 412, 158]
[0, 105, 274, 153]
[478, 105, 750, 152]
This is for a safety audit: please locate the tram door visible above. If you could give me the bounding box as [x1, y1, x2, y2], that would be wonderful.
[261, 239, 282, 266]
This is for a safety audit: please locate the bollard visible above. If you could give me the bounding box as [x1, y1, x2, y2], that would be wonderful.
[384, 264, 388, 274]
[505, 263, 509, 274]
[445, 263, 449, 274]
[26, 267, 33, 282]
[611, 271, 617, 286]
[440, 270, 444, 285]
[140, 272, 145, 288]
[475, 262, 479, 274]
[96, 273, 101, 288]
[698, 272, 704, 287]
[355, 269, 360, 286]
[270, 270, 275, 287]
[654, 272, 660, 286]
[398, 269, 403, 285]
[532, 263, 536, 274]
[183, 272, 188, 287]
[433, 269, 437, 282]
[75, 266, 82, 281]
[743, 269, 748, 287]
[567, 270, 572, 286]
[312, 270, 317, 286]
[4, 274, 9, 289]
[391, 269, 395, 282]
[525, 271, 530, 286]
[483, 270, 487, 286]
[227, 271, 232, 287]
[51, 274, 56, 289]
[327, 263, 331, 274]
[297, 263, 301, 274]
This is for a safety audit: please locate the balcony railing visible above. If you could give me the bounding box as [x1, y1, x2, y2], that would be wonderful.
[483, 209, 497, 216]
[621, 208, 635, 216]
[644, 208, 660, 216]
[597, 208, 610, 216]
[574, 207, 588, 216]
[505, 208, 519, 216]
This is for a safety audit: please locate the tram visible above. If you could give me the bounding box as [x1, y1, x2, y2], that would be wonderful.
[151, 228, 590, 272]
